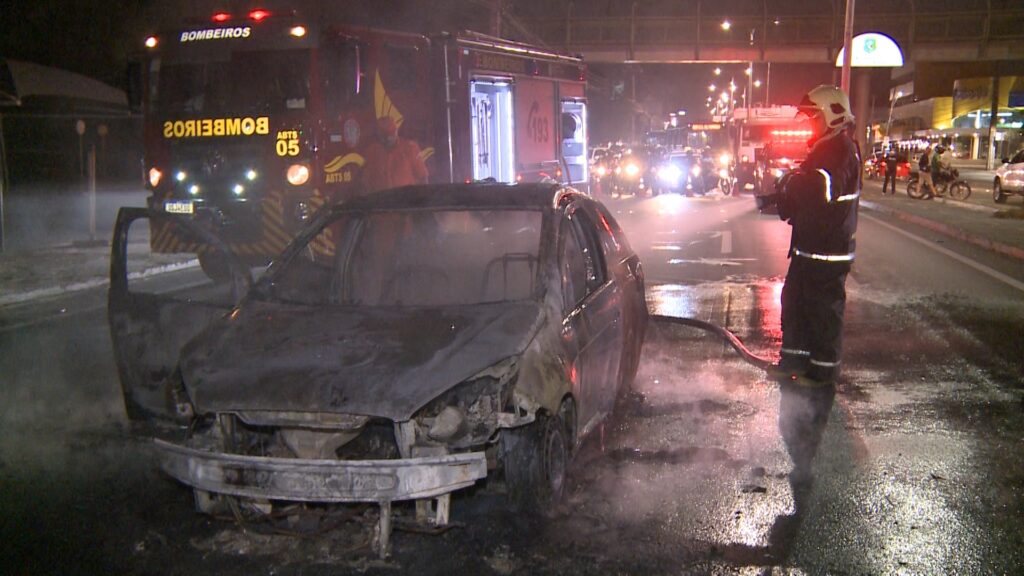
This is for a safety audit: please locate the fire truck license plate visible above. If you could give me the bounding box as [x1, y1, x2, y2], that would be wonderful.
[165, 201, 194, 214]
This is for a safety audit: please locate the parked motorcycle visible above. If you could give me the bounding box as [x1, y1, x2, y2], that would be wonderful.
[906, 168, 972, 200]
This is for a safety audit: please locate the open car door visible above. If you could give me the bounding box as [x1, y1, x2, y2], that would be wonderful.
[108, 208, 252, 421]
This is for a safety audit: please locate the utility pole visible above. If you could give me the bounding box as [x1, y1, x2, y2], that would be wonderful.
[840, 0, 855, 92]
[986, 74, 1000, 170]
[492, 0, 503, 37]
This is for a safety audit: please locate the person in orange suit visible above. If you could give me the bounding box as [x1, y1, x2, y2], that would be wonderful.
[361, 117, 428, 193]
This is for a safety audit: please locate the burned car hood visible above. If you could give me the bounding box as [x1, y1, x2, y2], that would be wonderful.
[179, 299, 544, 421]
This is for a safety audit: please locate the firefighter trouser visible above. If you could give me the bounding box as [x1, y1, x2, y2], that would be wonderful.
[780, 256, 850, 381]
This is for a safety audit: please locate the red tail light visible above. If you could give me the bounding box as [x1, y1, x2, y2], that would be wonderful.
[212, 12, 231, 22]
[249, 9, 271, 21]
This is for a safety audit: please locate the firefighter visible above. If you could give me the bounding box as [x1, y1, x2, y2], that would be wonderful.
[766, 85, 861, 387]
[361, 117, 428, 193]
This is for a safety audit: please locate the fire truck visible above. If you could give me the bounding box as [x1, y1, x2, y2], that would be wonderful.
[728, 106, 810, 195]
[134, 9, 589, 276]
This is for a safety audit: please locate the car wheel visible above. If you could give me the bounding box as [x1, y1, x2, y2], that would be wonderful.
[993, 179, 1006, 204]
[502, 403, 571, 514]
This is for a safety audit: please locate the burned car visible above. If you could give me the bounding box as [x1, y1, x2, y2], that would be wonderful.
[109, 183, 647, 554]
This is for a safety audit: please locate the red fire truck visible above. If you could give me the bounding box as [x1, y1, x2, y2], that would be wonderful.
[728, 106, 811, 197]
[135, 10, 589, 275]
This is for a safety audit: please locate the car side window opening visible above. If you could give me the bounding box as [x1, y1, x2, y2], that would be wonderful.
[568, 208, 607, 291]
[560, 218, 589, 310]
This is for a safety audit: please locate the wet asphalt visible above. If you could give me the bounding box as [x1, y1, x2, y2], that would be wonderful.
[1, 191, 1022, 575]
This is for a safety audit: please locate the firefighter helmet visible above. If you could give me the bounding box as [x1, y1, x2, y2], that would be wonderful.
[797, 85, 854, 134]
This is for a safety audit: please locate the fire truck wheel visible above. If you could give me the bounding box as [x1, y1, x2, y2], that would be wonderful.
[198, 251, 232, 284]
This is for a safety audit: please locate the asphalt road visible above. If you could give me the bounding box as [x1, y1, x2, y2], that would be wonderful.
[1, 194, 1022, 575]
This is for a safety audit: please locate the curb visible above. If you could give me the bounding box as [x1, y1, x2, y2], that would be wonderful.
[860, 200, 1024, 262]
[0, 259, 199, 307]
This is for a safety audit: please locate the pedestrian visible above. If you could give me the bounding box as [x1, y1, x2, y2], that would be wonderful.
[882, 145, 898, 194]
[766, 85, 861, 387]
[919, 145, 934, 197]
[361, 117, 429, 193]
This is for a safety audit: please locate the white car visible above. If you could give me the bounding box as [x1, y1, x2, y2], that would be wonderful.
[993, 149, 1024, 203]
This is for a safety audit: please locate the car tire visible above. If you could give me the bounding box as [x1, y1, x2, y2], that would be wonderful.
[502, 403, 571, 515]
[993, 179, 1006, 204]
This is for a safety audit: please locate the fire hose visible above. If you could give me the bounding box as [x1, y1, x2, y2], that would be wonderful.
[650, 314, 773, 371]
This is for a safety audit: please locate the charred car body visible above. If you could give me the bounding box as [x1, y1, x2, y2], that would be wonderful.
[109, 183, 647, 555]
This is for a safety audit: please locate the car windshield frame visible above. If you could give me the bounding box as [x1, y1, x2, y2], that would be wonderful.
[253, 206, 547, 308]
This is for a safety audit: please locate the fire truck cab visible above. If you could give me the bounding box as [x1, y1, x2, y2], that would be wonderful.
[136, 11, 588, 275]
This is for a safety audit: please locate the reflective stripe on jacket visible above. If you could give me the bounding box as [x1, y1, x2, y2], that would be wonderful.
[777, 132, 860, 263]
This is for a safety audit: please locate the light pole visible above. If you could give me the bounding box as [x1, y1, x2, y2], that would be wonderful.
[886, 90, 903, 144]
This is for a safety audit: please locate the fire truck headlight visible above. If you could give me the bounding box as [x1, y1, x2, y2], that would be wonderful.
[691, 165, 702, 177]
[148, 168, 163, 188]
[286, 164, 310, 186]
[624, 162, 640, 177]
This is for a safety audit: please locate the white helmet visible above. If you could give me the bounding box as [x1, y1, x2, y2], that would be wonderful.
[798, 85, 854, 134]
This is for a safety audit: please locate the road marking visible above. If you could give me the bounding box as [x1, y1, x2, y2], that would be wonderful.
[721, 230, 733, 254]
[668, 257, 756, 267]
[863, 213, 1024, 294]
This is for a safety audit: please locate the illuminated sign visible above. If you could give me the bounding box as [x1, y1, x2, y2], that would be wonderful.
[835, 33, 904, 67]
[474, 52, 528, 75]
[690, 123, 721, 131]
[163, 117, 269, 138]
[180, 27, 252, 43]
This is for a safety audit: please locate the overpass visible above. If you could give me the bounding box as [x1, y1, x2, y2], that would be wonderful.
[518, 3, 1024, 64]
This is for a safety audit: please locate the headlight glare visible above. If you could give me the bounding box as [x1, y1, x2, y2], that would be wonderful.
[286, 163, 310, 186]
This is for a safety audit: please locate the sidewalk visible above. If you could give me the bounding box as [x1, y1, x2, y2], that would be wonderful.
[0, 241, 197, 307]
[859, 180, 1024, 261]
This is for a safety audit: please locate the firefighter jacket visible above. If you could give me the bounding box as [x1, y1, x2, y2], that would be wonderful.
[777, 131, 860, 264]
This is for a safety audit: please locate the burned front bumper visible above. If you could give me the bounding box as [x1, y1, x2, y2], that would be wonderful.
[155, 438, 487, 503]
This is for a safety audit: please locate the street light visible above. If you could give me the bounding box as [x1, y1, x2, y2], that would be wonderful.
[886, 90, 904, 144]
[714, 67, 722, 76]
[720, 20, 731, 31]
[709, 84, 716, 91]
[754, 79, 762, 88]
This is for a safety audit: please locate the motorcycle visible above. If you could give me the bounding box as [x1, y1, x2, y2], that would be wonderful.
[906, 168, 972, 200]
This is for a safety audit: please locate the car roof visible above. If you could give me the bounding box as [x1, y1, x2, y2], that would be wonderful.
[330, 182, 581, 212]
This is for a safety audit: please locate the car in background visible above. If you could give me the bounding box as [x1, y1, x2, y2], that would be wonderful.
[108, 182, 648, 556]
[994, 149, 1024, 204]
[655, 150, 706, 195]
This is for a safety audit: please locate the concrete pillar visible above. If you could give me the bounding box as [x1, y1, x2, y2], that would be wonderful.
[971, 133, 980, 159]
[853, 70, 871, 155]
[986, 74, 1000, 170]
